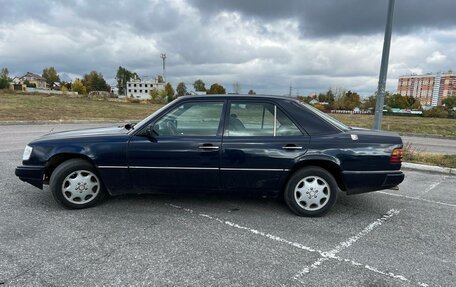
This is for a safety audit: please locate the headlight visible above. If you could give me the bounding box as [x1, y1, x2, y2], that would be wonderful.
[22, 145, 33, 161]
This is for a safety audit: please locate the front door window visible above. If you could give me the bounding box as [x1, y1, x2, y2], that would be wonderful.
[154, 102, 224, 137]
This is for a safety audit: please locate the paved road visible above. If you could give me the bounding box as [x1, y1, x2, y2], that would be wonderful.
[402, 135, 456, 155]
[1, 124, 455, 286]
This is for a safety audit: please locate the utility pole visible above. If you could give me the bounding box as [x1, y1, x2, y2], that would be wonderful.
[373, 0, 395, 130]
[160, 53, 166, 83]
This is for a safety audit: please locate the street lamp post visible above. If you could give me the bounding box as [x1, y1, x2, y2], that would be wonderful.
[161, 53, 166, 83]
[373, 0, 395, 130]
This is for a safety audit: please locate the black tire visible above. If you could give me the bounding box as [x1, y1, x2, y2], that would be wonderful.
[49, 159, 106, 209]
[284, 166, 338, 217]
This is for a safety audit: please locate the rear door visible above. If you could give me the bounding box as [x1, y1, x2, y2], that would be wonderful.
[128, 100, 225, 192]
[220, 100, 309, 194]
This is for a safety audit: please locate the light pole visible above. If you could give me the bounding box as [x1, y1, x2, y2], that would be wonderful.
[160, 53, 166, 83]
[373, 0, 395, 130]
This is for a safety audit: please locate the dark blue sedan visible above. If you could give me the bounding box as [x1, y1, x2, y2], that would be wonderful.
[15, 95, 404, 216]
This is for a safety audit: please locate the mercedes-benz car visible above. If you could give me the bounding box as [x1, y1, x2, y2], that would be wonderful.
[15, 95, 404, 216]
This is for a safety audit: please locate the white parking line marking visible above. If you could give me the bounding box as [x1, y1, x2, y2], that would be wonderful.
[168, 204, 321, 254]
[167, 204, 428, 286]
[378, 191, 456, 208]
[199, 213, 320, 253]
[423, 176, 447, 193]
[293, 209, 400, 281]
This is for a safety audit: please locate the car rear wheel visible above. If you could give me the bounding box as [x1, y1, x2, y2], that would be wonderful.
[50, 159, 106, 209]
[284, 166, 338, 217]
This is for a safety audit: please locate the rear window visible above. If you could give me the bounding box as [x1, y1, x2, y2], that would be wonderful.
[299, 102, 350, 131]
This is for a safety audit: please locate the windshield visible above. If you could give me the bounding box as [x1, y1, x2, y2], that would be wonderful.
[300, 102, 350, 131]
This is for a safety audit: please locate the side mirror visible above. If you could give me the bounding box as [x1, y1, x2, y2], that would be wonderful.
[145, 125, 160, 139]
[146, 124, 156, 138]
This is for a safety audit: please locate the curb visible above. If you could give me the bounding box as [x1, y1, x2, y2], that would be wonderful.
[402, 162, 455, 175]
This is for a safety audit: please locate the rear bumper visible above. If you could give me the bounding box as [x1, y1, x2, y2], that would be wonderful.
[342, 170, 404, 195]
[15, 165, 44, 189]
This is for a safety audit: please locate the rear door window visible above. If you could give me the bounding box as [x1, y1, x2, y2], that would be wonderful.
[227, 102, 302, 136]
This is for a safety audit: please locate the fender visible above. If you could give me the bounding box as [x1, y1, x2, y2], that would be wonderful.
[294, 152, 341, 167]
[277, 152, 344, 193]
[47, 145, 97, 162]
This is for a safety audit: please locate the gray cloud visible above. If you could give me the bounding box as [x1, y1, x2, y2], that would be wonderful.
[0, 0, 455, 96]
[189, 0, 456, 37]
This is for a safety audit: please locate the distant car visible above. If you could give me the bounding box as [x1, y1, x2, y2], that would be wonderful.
[15, 95, 404, 216]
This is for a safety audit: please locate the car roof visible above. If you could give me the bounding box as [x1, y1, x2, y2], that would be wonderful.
[178, 94, 300, 102]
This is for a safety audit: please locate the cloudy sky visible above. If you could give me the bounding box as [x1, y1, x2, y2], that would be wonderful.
[1, 0, 455, 96]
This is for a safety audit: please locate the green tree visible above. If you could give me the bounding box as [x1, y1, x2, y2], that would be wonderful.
[150, 88, 167, 104]
[320, 89, 335, 108]
[343, 91, 361, 110]
[42, 67, 60, 86]
[72, 79, 87, 95]
[361, 95, 377, 110]
[0, 67, 10, 89]
[385, 93, 408, 109]
[164, 82, 175, 103]
[176, 82, 187, 97]
[296, 95, 310, 104]
[333, 90, 360, 110]
[248, 89, 256, 95]
[82, 71, 110, 92]
[115, 66, 138, 95]
[442, 96, 456, 109]
[157, 75, 164, 83]
[207, 83, 226, 94]
[405, 95, 421, 109]
[317, 93, 326, 102]
[423, 106, 449, 118]
[193, 79, 206, 92]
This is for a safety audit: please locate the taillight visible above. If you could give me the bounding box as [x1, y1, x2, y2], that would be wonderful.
[390, 148, 403, 163]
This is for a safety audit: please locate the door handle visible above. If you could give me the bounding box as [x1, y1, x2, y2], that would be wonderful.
[282, 144, 303, 150]
[199, 144, 220, 150]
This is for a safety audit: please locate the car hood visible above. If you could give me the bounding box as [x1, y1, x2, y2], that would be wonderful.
[34, 126, 129, 141]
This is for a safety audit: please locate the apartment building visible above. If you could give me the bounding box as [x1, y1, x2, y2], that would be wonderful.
[126, 78, 165, 100]
[397, 72, 456, 106]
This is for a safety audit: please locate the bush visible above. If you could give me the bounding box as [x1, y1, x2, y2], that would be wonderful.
[422, 106, 449, 118]
[126, 97, 141, 104]
[312, 103, 325, 111]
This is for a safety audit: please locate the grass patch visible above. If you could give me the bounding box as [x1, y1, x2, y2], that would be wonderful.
[403, 142, 456, 168]
[0, 92, 159, 122]
[1, 93, 455, 137]
[330, 113, 456, 137]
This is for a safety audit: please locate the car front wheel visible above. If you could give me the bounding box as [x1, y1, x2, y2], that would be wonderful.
[50, 159, 106, 209]
[284, 166, 338, 217]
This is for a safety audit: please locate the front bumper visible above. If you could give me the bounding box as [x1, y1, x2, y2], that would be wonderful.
[15, 165, 44, 189]
[342, 170, 405, 195]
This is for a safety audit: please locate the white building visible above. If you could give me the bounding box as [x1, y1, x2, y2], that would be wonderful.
[126, 78, 165, 100]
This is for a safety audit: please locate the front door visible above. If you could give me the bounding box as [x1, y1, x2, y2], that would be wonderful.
[221, 101, 308, 194]
[128, 100, 225, 193]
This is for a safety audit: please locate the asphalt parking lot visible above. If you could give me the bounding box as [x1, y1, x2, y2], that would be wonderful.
[0, 124, 455, 286]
